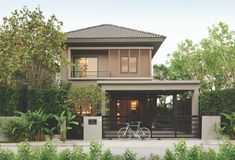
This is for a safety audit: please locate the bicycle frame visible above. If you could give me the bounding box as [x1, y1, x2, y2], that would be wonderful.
[124, 122, 142, 139]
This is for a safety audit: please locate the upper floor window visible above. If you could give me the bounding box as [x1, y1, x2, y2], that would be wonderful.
[73, 57, 97, 77]
[121, 56, 137, 73]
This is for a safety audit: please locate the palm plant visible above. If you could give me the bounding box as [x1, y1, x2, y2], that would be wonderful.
[53, 111, 79, 142]
[220, 112, 235, 139]
[16, 108, 51, 141]
[4, 119, 30, 142]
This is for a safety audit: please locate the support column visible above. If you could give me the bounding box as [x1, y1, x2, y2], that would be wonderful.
[67, 48, 71, 79]
[101, 88, 107, 116]
[173, 94, 177, 116]
[192, 88, 199, 115]
[191, 88, 199, 137]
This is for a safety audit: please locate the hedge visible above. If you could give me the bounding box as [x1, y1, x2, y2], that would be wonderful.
[0, 87, 69, 116]
[27, 89, 69, 115]
[0, 88, 20, 116]
[200, 88, 235, 115]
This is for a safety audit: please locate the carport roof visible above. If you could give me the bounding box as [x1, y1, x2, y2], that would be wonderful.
[97, 80, 200, 91]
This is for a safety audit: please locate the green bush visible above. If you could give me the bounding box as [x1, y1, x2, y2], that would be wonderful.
[200, 88, 235, 115]
[0, 87, 69, 116]
[27, 89, 69, 115]
[17, 142, 39, 160]
[0, 147, 15, 160]
[39, 141, 58, 160]
[0, 88, 20, 116]
[89, 141, 102, 160]
[122, 149, 137, 160]
[102, 149, 113, 160]
[218, 141, 235, 160]
[70, 148, 87, 160]
[58, 149, 71, 160]
[0, 140, 234, 160]
[3, 119, 30, 142]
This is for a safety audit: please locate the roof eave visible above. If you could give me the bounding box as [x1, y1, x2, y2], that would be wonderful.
[66, 37, 165, 43]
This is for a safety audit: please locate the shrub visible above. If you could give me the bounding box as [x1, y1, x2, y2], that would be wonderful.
[17, 108, 51, 141]
[102, 149, 113, 160]
[70, 147, 87, 160]
[27, 89, 69, 115]
[58, 149, 71, 160]
[17, 142, 39, 160]
[200, 88, 235, 115]
[0, 87, 19, 116]
[3, 119, 30, 142]
[89, 141, 102, 160]
[164, 149, 176, 160]
[122, 149, 137, 160]
[0, 88, 69, 116]
[218, 141, 235, 160]
[187, 145, 204, 160]
[39, 141, 58, 160]
[148, 154, 161, 160]
[173, 140, 188, 160]
[204, 149, 217, 160]
[0, 147, 15, 160]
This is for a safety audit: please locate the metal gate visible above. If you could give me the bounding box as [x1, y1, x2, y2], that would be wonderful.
[102, 115, 201, 139]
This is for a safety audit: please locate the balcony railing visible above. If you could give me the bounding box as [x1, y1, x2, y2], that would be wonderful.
[71, 71, 111, 78]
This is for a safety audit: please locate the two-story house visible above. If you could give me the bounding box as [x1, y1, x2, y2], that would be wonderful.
[61, 24, 200, 138]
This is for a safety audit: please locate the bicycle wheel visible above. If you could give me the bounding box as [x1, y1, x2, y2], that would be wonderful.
[138, 127, 151, 140]
[118, 127, 131, 140]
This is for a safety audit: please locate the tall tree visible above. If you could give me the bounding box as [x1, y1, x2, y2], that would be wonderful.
[154, 22, 235, 92]
[0, 7, 66, 89]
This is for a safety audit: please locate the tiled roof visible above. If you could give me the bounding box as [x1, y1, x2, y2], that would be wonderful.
[67, 24, 166, 39]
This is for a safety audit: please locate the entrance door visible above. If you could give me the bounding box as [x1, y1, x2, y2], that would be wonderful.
[116, 99, 138, 116]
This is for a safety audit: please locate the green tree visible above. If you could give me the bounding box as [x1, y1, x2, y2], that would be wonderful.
[154, 22, 235, 92]
[0, 6, 66, 89]
[69, 85, 108, 116]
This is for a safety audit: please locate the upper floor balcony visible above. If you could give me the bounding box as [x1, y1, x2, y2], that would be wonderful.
[66, 47, 153, 80]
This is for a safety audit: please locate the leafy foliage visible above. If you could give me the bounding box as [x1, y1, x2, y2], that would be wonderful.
[69, 85, 108, 116]
[122, 149, 137, 160]
[0, 140, 234, 160]
[3, 118, 30, 142]
[0, 147, 15, 160]
[53, 110, 79, 141]
[153, 22, 235, 92]
[16, 108, 51, 141]
[0, 88, 20, 116]
[220, 112, 235, 139]
[39, 141, 58, 160]
[88, 141, 102, 160]
[17, 142, 39, 160]
[0, 6, 66, 89]
[199, 88, 235, 115]
[0, 87, 69, 116]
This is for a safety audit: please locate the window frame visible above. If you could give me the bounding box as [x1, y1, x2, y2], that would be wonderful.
[120, 56, 138, 74]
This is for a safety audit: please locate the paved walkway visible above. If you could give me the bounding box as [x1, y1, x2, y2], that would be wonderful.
[1, 139, 235, 158]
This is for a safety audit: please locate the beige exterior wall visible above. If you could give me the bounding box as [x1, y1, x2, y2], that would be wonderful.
[60, 48, 153, 84]
[109, 49, 151, 77]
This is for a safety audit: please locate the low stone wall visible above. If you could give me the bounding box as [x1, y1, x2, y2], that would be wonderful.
[201, 116, 221, 140]
[0, 116, 21, 142]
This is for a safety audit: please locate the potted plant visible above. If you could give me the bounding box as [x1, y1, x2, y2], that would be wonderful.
[53, 110, 79, 142]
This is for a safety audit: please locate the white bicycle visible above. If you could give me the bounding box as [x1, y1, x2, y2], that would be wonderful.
[118, 121, 151, 140]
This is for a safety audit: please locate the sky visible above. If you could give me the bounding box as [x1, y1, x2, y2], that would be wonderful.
[1, 0, 235, 65]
